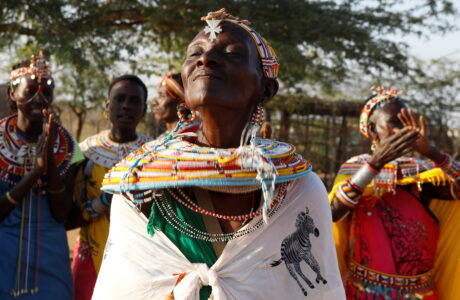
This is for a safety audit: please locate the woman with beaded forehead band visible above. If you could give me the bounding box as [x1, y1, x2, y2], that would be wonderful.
[0, 52, 84, 299]
[70, 75, 152, 300]
[329, 87, 460, 299]
[93, 9, 345, 300]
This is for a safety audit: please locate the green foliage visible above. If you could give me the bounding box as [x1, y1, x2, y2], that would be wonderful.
[0, 0, 457, 142]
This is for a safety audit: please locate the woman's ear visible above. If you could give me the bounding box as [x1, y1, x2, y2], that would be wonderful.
[260, 78, 279, 105]
[367, 121, 379, 143]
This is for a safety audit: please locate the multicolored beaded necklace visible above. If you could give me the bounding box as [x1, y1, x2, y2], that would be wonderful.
[79, 130, 151, 169]
[149, 181, 290, 242]
[0, 114, 74, 297]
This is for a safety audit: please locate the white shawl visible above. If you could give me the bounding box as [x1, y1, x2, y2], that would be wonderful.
[93, 172, 345, 299]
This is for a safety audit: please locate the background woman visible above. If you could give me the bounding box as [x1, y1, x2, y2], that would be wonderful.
[330, 87, 460, 299]
[0, 52, 83, 299]
[93, 9, 345, 299]
[71, 75, 151, 300]
[152, 72, 184, 135]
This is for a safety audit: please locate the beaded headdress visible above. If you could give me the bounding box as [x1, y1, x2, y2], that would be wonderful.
[359, 86, 403, 138]
[159, 72, 184, 101]
[10, 51, 52, 86]
[201, 8, 279, 79]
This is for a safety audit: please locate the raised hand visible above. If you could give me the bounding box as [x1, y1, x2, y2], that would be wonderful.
[368, 127, 420, 170]
[398, 108, 431, 155]
[42, 108, 56, 158]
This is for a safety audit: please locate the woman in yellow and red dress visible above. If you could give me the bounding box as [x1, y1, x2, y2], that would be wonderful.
[330, 87, 460, 299]
[71, 75, 151, 300]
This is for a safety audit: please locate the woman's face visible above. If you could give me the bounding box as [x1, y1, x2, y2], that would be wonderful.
[182, 22, 263, 111]
[106, 80, 146, 132]
[152, 84, 179, 123]
[368, 100, 406, 143]
[12, 77, 53, 122]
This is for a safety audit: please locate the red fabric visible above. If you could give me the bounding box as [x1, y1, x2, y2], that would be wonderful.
[72, 239, 97, 300]
[345, 186, 440, 299]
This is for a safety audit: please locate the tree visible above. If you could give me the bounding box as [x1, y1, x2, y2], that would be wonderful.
[0, 0, 457, 139]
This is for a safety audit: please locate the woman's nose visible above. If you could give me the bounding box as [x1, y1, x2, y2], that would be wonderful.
[197, 50, 220, 67]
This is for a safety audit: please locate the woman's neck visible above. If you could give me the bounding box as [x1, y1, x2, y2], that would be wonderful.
[165, 121, 178, 132]
[109, 127, 138, 143]
[16, 113, 43, 143]
[197, 106, 252, 148]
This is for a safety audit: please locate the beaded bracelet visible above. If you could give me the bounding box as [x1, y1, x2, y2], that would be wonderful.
[6, 192, 18, 205]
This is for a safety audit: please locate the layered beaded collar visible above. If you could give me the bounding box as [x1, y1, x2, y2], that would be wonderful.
[0, 114, 74, 185]
[102, 128, 311, 193]
[79, 130, 151, 169]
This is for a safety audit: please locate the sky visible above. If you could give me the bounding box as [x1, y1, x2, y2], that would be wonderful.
[404, 29, 460, 60]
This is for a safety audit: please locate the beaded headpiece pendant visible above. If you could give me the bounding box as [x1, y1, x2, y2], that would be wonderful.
[201, 8, 279, 79]
[359, 86, 403, 138]
[10, 51, 52, 87]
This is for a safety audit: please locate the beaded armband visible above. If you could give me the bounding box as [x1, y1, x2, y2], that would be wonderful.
[84, 196, 107, 218]
[337, 180, 362, 207]
[336, 162, 378, 208]
[100, 193, 110, 206]
[436, 154, 460, 181]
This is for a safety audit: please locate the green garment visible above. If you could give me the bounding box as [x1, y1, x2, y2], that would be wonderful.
[148, 190, 217, 300]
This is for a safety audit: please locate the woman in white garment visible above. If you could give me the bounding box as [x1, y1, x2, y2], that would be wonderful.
[94, 9, 345, 300]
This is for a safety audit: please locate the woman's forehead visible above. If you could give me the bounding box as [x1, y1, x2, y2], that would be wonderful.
[190, 23, 259, 53]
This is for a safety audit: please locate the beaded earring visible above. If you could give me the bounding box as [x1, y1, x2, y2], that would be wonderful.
[177, 102, 197, 123]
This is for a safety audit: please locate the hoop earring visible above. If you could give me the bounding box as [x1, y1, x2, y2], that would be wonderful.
[103, 110, 108, 120]
[371, 141, 377, 152]
[177, 102, 196, 123]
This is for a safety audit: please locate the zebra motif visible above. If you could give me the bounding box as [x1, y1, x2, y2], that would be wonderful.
[271, 207, 327, 296]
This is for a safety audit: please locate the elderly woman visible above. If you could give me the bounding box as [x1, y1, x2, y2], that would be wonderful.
[0, 52, 83, 299]
[330, 87, 460, 299]
[152, 72, 185, 134]
[93, 9, 345, 300]
[71, 75, 151, 300]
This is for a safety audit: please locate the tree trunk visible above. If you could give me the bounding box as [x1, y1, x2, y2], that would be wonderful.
[278, 109, 291, 142]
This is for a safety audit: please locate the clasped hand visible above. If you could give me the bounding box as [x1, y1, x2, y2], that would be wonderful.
[34, 109, 56, 176]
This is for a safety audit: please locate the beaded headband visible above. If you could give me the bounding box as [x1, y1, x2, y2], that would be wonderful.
[10, 51, 52, 86]
[159, 72, 184, 101]
[359, 86, 403, 138]
[201, 8, 279, 79]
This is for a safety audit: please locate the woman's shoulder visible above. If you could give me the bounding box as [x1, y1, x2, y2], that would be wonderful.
[79, 130, 109, 152]
[289, 172, 328, 204]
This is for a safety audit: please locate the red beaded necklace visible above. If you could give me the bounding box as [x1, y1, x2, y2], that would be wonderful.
[166, 182, 288, 221]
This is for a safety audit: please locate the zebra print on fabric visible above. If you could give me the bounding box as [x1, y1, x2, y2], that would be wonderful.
[271, 207, 327, 296]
